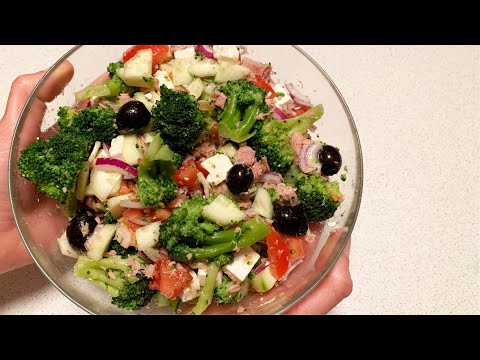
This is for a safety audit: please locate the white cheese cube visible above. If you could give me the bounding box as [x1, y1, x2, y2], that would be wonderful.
[154, 70, 174, 90]
[201, 154, 234, 186]
[213, 45, 240, 63]
[181, 270, 201, 302]
[273, 84, 293, 107]
[223, 247, 260, 283]
[174, 47, 196, 59]
[109, 135, 125, 159]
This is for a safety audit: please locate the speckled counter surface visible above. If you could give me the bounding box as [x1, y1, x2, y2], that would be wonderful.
[1, 45, 478, 315]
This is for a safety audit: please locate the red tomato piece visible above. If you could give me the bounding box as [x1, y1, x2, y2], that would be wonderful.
[195, 161, 209, 177]
[173, 159, 199, 191]
[286, 236, 306, 261]
[250, 74, 276, 99]
[149, 255, 193, 300]
[266, 226, 290, 280]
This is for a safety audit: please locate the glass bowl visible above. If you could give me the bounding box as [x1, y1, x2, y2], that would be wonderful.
[9, 45, 363, 315]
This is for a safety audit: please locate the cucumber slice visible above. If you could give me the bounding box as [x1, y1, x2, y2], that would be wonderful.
[86, 224, 118, 261]
[120, 49, 154, 88]
[250, 266, 277, 293]
[135, 222, 161, 251]
[188, 60, 219, 78]
[122, 134, 143, 166]
[75, 161, 90, 201]
[172, 59, 195, 86]
[142, 247, 162, 262]
[216, 143, 237, 161]
[252, 187, 273, 219]
[133, 92, 154, 111]
[214, 62, 251, 83]
[186, 78, 205, 100]
[202, 194, 245, 227]
[89, 169, 123, 202]
[57, 231, 78, 259]
[75, 84, 111, 103]
[107, 194, 132, 219]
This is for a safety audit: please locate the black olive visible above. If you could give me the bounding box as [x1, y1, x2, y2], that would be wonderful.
[115, 101, 151, 134]
[273, 206, 308, 236]
[319, 145, 342, 176]
[226, 164, 254, 195]
[66, 210, 98, 250]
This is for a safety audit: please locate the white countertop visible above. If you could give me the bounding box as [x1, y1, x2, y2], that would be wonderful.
[0, 45, 478, 315]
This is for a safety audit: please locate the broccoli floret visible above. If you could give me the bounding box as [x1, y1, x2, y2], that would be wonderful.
[57, 106, 118, 143]
[217, 79, 269, 143]
[106, 75, 135, 97]
[152, 85, 209, 156]
[159, 196, 220, 251]
[137, 134, 178, 207]
[107, 61, 124, 78]
[213, 276, 249, 305]
[74, 255, 155, 311]
[17, 133, 90, 204]
[108, 240, 137, 258]
[248, 105, 324, 175]
[296, 173, 343, 222]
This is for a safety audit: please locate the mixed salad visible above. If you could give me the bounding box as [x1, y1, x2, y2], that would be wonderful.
[18, 45, 344, 314]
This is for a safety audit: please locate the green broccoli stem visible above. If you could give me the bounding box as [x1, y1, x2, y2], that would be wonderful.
[221, 93, 240, 129]
[235, 101, 262, 140]
[191, 261, 220, 315]
[189, 242, 237, 259]
[237, 217, 271, 248]
[92, 280, 120, 297]
[286, 104, 324, 133]
[205, 229, 237, 245]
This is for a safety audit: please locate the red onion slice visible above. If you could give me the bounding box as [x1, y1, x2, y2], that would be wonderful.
[95, 158, 138, 179]
[298, 144, 322, 175]
[285, 83, 314, 108]
[273, 107, 287, 120]
[259, 172, 283, 184]
[119, 200, 154, 210]
[197, 45, 215, 59]
[254, 261, 269, 275]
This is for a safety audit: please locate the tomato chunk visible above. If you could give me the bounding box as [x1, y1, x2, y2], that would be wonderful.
[286, 236, 306, 261]
[266, 226, 290, 280]
[173, 159, 199, 191]
[149, 254, 193, 300]
[250, 74, 276, 99]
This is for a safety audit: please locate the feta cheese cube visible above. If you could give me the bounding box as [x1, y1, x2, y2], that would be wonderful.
[273, 84, 293, 107]
[213, 45, 240, 63]
[109, 135, 125, 159]
[223, 247, 260, 283]
[201, 154, 234, 185]
[181, 270, 201, 302]
[174, 46, 196, 59]
[153, 70, 174, 90]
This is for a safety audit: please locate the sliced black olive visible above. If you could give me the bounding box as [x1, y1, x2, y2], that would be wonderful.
[319, 145, 342, 176]
[115, 101, 151, 134]
[226, 164, 254, 195]
[66, 210, 97, 250]
[272, 206, 308, 236]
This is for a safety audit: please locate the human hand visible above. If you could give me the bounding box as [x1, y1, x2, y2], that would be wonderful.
[0, 62, 74, 275]
[286, 236, 353, 315]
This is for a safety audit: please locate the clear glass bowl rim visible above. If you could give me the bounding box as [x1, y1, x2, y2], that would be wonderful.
[9, 45, 364, 315]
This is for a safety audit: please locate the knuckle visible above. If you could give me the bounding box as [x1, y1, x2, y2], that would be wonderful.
[12, 74, 33, 91]
[338, 275, 353, 299]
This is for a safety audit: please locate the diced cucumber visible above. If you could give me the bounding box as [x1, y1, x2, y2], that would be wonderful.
[172, 59, 195, 86]
[142, 132, 156, 145]
[107, 194, 132, 219]
[160, 63, 173, 75]
[148, 91, 160, 104]
[135, 222, 161, 251]
[89, 169, 123, 202]
[186, 78, 205, 100]
[133, 92, 153, 111]
[86, 224, 118, 261]
[202, 194, 245, 227]
[122, 134, 143, 166]
[202, 83, 217, 97]
[214, 62, 251, 83]
[252, 187, 273, 219]
[57, 231, 78, 259]
[250, 266, 277, 293]
[75, 84, 111, 103]
[188, 60, 219, 78]
[216, 143, 237, 160]
[75, 161, 91, 201]
[119, 49, 154, 88]
[88, 141, 102, 163]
